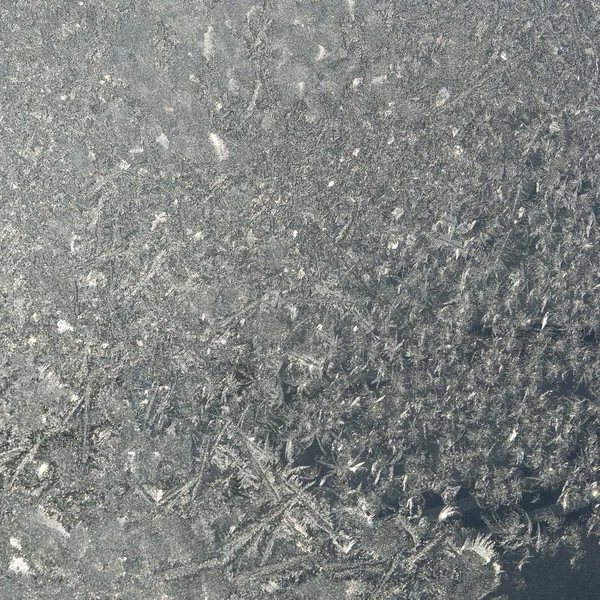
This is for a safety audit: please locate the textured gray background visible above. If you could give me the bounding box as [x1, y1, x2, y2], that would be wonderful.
[1, 1, 600, 598]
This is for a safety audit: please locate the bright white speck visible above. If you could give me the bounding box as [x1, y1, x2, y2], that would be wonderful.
[349, 462, 365, 473]
[70, 233, 81, 253]
[57, 319, 74, 334]
[371, 75, 387, 85]
[352, 148, 360, 156]
[315, 45, 327, 61]
[292, 230, 298, 238]
[148, 487, 164, 503]
[436, 87, 451, 107]
[203, 26, 215, 61]
[37, 462, 49, 478]
[156, 132, 169, 149]
[119, 159, 130, 171]
[227, 77, 239, 92]
[328, 180, 335, 187]
[352, 77, 363, 88]
[9, 537, 21, 550]
[346, 0, 355, 19]
[500, 51, 508, 61]
[35, 507, 70, 538]
[209, 132, 229, 161]
[85, 270, 106, 288]
[151, 212, 168, 231]
[9, 557, 29, 575]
